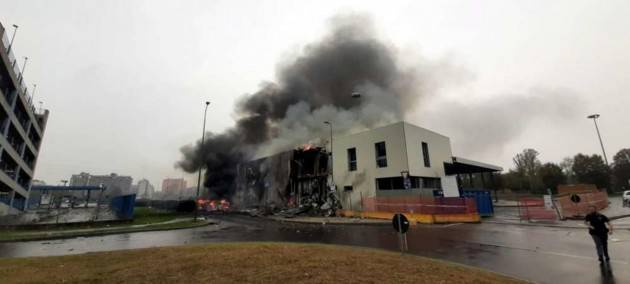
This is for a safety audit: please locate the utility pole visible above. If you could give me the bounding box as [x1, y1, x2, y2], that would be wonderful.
[194, 101, 210, 221]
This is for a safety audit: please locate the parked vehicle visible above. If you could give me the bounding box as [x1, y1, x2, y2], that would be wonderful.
[623, 190, 630, 207]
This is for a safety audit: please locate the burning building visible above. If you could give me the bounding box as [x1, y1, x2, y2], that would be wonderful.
[225, 121, 501, 215]
[176, 15, 502, 215]
[231, 145, 336, 214]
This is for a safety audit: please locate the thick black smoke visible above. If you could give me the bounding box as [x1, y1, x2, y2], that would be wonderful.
[177, 15, 420, 198]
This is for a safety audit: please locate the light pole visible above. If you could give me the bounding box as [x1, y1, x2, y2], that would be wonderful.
[587, 114, 609, 166]
[324, 121, 333, 184]
[6, 24, 18, 55]
[30, 83, 37, 104]
[194, 101, 211, 221]
[18, 56, 28, 85]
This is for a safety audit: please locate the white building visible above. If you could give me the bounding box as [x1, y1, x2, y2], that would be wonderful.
[332, 121, 501, 209]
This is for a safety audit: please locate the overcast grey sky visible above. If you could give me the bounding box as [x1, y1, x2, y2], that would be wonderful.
[1, 0, 628, 189]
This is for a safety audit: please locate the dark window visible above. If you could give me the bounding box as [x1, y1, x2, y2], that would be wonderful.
[423, 177, 442, 189]
[376, 178, 392, 190]
[376, 177, 410, 190]
[421, 142, 430, 167]
[344, 186, 353, 192]
[376, 176, 441, 191]
[374, 142, 387, 168]
[347, 148, 357, 171]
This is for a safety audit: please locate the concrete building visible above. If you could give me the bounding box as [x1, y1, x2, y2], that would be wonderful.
[136, 179, 155, 200]
[0, 23, 50, 215]
[69, 172, 133, 199]
[161, 178, 187, 194]
[333, 122, 501, 209]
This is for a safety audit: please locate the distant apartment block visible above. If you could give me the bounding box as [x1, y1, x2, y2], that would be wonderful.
[0, 23, 50, 215]
[69, 172, 133, 199]
[162, 178, 187, 194]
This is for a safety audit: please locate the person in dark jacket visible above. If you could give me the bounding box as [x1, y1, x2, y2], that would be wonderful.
[584, 205, 613, 262]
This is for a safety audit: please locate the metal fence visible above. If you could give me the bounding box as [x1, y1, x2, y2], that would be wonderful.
[517, 197, 558, 222]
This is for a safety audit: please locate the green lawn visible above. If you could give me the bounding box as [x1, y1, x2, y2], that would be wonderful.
[130, 207, 191, 225]
[0, 243, 526, 284]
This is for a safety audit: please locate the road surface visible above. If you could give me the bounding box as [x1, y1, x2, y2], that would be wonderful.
[0, 215, 628, 284]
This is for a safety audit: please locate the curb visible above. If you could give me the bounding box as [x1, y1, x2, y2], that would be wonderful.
[485, 220, 630, 230]
[268, 217, 390, 226]
[0, 220, 216, 243]
[610, 214, 630, 220]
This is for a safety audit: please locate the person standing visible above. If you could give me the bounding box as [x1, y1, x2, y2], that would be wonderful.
[585, 205, 613, 262]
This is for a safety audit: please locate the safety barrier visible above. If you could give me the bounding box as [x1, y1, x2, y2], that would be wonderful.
[555, 190, 608, 219]
[361, 196, 477, 215]
[351, 196, 480, 224]
[517, 198, 558, 222]
[337, 210, 480, 224]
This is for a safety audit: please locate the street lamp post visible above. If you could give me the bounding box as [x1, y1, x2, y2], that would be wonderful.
[18, 56, 28, 85]
[324, 121, 333, 184]
[6, 24, 18, 55]
[587, 114, 609, 166]
[194, 101, 211, 221]
[31, 83, 37, 103]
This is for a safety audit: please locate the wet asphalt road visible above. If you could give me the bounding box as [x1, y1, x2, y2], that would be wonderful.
[0, 215, 628, 284]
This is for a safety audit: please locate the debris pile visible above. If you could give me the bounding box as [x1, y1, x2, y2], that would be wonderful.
[231, 145, 341, 217]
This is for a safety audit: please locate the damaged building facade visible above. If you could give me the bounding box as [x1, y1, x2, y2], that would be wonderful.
[232, 121, 501, 214]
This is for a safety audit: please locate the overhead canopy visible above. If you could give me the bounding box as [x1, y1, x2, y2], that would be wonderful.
[444, 156, 503, 175]
[31, 185, 105, 191]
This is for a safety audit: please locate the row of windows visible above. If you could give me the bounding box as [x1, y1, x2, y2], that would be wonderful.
[346, 141, 431, 171]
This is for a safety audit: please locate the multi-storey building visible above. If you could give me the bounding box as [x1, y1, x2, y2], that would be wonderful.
[69, 172, 133, 199]
[0, 23, 50, 215]
[161, 178, 187, 194]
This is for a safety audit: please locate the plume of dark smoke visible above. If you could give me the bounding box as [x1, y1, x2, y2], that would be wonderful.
[178, 14, 585, 199]
[177, 15, 425, 198]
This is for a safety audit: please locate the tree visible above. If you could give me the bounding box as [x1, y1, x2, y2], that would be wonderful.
[559, 157, 576, 184]
[512, 149, 542, 191]
[612, 148, 630, 192]
[572, 153, 610, 191]
[500, 171, 527, 191]
[537, 163, 566, 194]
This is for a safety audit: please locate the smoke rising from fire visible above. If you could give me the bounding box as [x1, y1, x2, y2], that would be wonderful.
[177, 14, 583, 198]
[177, 15, 429, 197]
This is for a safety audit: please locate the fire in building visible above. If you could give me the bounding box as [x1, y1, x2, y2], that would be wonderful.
[178, 16, 502, 219]
[227, 121, 501, 217]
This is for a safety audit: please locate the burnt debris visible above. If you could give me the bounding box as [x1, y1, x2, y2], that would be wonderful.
[232, 145, 340, 217]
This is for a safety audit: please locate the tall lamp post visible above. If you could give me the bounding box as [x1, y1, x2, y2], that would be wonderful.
[324, 121, 333, 184]
[194, 101, 211, 221]
[18, 57, 28, 85]
[6, 24, 18, 55]
[587, 114, 609, 166]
